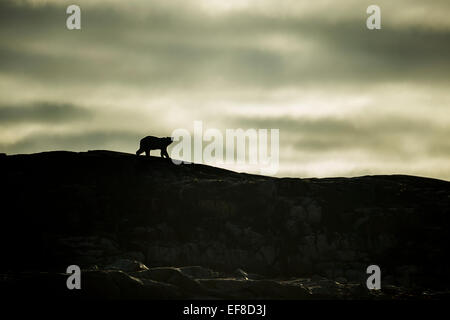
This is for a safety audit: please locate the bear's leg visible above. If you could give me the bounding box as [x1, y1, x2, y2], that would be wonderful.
[136, 148, 144, 156]
[161, 148, 170, 159]
[145, 149, 150, 157]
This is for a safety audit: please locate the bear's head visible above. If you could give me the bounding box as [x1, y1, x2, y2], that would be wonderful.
[164, 137, 173, 146]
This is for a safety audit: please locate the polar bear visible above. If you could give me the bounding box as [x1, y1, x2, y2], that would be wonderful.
[136, 136, 173, 159]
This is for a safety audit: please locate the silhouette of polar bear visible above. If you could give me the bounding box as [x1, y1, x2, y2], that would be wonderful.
[136, 136, 173, 159]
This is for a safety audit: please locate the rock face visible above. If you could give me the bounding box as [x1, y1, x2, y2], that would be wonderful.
[0, 150, 449, 299]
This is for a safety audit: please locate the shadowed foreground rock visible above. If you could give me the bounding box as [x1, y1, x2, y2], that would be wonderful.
[0, 150, 449, 299]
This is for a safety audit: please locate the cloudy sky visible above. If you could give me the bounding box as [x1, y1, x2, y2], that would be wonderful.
[1, 0, 449, 179]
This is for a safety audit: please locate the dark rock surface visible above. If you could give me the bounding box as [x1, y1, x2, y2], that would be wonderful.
[0, 150, 449, 299]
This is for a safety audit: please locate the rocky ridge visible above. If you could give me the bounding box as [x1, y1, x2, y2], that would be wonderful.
[0, 150, 449, 299]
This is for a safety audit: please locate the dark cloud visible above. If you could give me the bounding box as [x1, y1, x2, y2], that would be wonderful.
[227, 115, 450, 159]
[1, 0, 449, 89]
[427, 140, 450, 158]
[228, 115, 435, 135]
[0, 102, 92, 124]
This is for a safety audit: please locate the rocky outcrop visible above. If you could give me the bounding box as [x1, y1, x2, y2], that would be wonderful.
[5, 265, 446, 300]
[0, 150, 449, 299]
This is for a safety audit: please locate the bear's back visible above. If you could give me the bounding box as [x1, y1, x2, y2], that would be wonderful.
[140, 135, 158, 144]
[140, 136, 171, 149]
